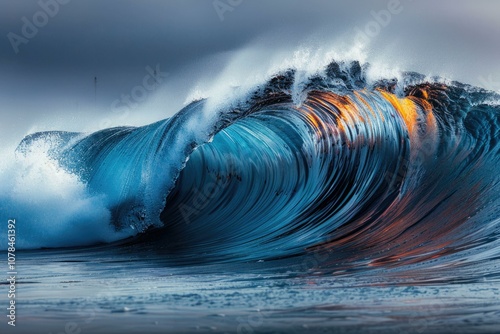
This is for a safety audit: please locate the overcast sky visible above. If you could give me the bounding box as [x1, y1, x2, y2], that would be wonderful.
[1, 0, 500, 147]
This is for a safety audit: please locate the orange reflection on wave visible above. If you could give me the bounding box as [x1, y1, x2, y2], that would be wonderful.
[379, 90, 420, 134]
[304, 92, 369, 137]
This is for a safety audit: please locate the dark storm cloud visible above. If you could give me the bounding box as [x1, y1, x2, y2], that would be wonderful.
[1, 0, 499, 147]
[2, 0, 499, 89]
[1, 0, 350, 73]
[0, 0, 354, 120]
[0, 0, 360, 144]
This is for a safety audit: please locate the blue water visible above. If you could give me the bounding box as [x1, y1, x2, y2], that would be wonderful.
[9, 247, 500, 334]
[1, 61, 500, 333]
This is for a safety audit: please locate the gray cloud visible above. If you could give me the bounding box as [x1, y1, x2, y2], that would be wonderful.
[1, 0, 499, 147]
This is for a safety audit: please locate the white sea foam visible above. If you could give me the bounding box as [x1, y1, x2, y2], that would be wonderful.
[0, 140, 134, 250]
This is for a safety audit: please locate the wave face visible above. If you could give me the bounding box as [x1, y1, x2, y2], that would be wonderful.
[6, 61, 500, 274]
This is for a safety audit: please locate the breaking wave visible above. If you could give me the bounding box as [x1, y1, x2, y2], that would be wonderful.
[2, 60, 500, 277]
